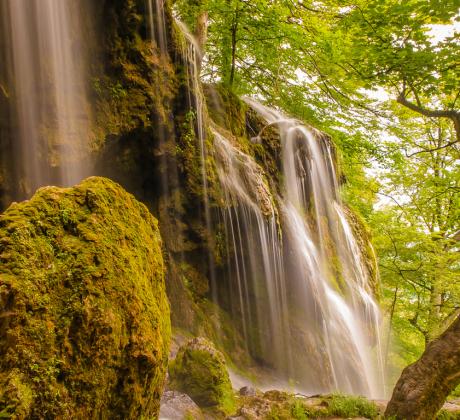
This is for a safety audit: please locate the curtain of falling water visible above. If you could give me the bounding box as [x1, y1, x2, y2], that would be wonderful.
[246, 98, 385, 398]
[146, 0, 176, 202]
[213, 129, 292, 374]
[176, 21, 210, 219]
[0, 0, 91, 200]
[147, 0, 168, 55]
[176, 21, 218, 297]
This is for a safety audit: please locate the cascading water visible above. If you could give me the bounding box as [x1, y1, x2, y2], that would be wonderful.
[0, 0, 91, 201]
[0, 0, 386, 406]
[175, 20, 218, 293]
[214, 99, 385, 398]
[176, 21, 210, 213]
[147, 0, 168, 55]
[146, 0, 177, 204]
[148, 7, 385, 399]
[213, 128, 291, 373]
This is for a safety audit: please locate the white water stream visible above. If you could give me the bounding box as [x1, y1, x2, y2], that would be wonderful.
[0, 0, 91, 199]
[214, 99, 385, 397]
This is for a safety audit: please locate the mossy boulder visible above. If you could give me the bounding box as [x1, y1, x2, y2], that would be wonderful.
[169, 337, 235, 415]
[0, 177, 170, 419]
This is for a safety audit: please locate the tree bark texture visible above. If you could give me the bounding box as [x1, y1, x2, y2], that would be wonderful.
[385, 316, 460, 420]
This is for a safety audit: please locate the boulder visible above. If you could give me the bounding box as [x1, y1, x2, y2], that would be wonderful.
[168, 337, 235, 415]
[239, 386, 257, 397]
[0, 177, 170, 419]
[159, 390, 203, 419]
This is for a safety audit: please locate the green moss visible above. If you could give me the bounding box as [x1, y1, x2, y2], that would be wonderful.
[178, 261, 209, 298]
[342, 205, 380, 299]
[0, 177, 170, 419]
[204, 84, 248, 138]
[184, 412, 195, 420]
[325, 393, 379, 418]
[0, 371, 33, 419]
[169, 337, 236, 415]
[449, 385, 460, 400]
[290, 400, 309, 419]
[176, 110, 205, 198]
[235, 391, 381, 420]
[88, 1, 178, 151]
[437, 410, 460, 420]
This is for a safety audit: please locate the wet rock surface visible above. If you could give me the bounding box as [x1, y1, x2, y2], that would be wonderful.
[159, 390, 203, 420]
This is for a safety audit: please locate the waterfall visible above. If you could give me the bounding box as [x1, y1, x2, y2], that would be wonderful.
[213, 129, 291, 374]
[176, 21, 209, 211]
[0, 0, 387, 404]
[213, 99, 386, 398]
[0, 0, 91, 201]
[172, 20, 385, 397]
[146, 0, 176, 203]
[147, 0, 168, 55]
[175, 20, 218, 294]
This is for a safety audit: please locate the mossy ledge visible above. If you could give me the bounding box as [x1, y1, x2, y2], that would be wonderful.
[0, 177, 170, 419]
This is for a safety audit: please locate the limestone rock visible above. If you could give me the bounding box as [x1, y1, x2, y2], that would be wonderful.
[0, 177, 170, 419]
[239, 386, 257, 397]
[169, 337, 235, 415]
[159, 390, 203, 420]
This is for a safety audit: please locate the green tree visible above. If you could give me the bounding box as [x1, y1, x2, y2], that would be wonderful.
[369, 113, 459, 381]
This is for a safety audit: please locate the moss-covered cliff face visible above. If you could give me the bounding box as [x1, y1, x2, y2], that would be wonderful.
[88, 0, 177, 149]
[86, 1, 244, 352]
[341, 205, 380, 299]
[0, 177, 170, 419]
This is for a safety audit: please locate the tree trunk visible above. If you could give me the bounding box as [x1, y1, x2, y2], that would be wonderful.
[195, 10, 208, 52]
[385, 315, 460, 420]
[228, 8, 239, 88]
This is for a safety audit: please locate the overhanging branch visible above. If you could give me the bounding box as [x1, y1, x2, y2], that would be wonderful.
[397, 93, 460, 142]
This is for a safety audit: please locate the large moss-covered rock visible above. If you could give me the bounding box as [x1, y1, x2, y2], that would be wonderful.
[169, 337, 235, 415]
[0, 177, 170, 419]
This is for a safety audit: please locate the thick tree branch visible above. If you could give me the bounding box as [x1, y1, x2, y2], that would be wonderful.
[386, 315, 460, 419]
[397, 93, 460, 142]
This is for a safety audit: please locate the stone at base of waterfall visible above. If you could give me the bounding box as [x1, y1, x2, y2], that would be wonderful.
[0, 177, 170, 419]
[443, 399, 460, 413]
[168, 337, 236, 415]
[159, 391, 203, 420]
[239, 386, 257, 397]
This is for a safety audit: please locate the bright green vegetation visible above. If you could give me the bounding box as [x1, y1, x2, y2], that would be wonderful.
[326, 394, 380, 418]
[0, 177, 170, 419]
[169, 337, 236, 415]
[277, 394, 379, 419]
[236, 391, 380, 419]
[437, 410, 460, 420]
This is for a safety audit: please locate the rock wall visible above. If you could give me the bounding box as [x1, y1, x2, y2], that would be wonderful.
[87, 0, 248, 357]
